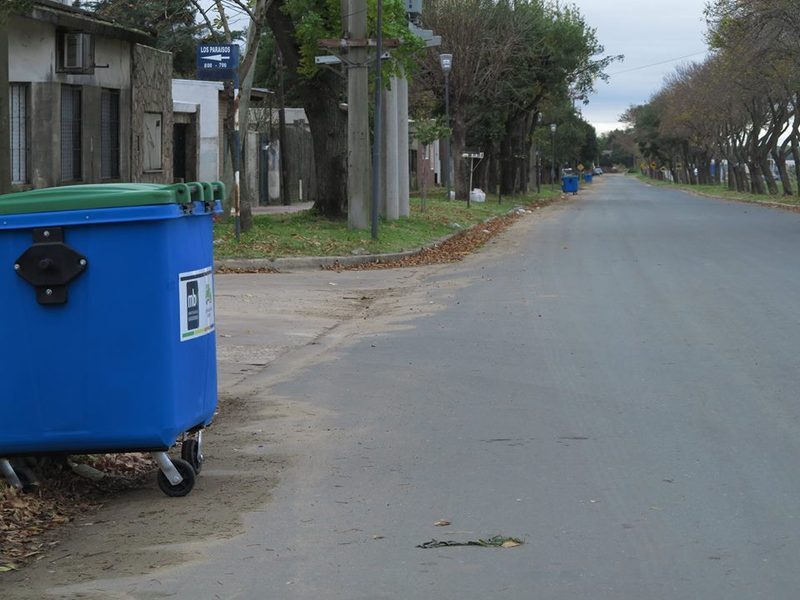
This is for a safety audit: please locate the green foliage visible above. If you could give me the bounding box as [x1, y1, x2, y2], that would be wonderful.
[598, 130, 638, 168]
[0, 0, 33, 23]
[286, 0, 423, 80]
[413, 117, 451, 147]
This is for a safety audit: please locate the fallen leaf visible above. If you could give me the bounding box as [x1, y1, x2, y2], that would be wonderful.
[433, 519, 451, 527]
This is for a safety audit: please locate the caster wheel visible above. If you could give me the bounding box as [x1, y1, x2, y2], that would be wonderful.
[16, 466, 39, 493]
[181, 438, 203, 474]
[157, 458, 196, 497]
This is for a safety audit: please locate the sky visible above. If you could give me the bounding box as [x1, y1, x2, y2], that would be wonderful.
[572, 0, 711, 134]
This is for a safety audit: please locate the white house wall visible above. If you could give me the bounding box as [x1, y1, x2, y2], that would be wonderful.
[172, 79, 222, 182]
[7, 16, 141, 188]
[9, 20, 130, 88]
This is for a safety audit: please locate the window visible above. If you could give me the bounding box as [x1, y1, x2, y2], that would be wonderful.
[143, 112, 163, 172]
[9, 84, 28, 185]
[61, 86, 82, 182]
[101, 89, 120, 179]
[56, 32, 94, 74]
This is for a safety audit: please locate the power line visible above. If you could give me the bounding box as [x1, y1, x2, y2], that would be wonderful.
[609, 50, 709, 76]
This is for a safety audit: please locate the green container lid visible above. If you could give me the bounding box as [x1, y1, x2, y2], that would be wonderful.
[0, 182, 225, 216]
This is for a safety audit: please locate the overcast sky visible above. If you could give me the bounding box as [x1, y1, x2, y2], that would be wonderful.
[572, 0, 711, 134]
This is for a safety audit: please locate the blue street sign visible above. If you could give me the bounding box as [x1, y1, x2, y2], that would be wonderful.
[196, 44, 240, 85]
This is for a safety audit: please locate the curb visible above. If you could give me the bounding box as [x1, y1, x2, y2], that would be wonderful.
[214, 203, 545, 273]
[215, 228, 471, 273]
[215, 247, 427, 272]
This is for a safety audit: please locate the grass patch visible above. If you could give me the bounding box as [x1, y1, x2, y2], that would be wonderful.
[214, 186, 562, 259]
[636, 174, 800, 206]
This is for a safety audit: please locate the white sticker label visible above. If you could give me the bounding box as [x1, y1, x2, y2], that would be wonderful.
[179, 267, 215, 341]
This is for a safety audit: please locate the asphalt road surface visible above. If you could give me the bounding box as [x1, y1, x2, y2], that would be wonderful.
[42, 176, 800, 598]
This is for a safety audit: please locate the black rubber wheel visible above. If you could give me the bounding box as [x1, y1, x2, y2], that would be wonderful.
[156, 458, 196, 497]
[181, 438, 203, 474]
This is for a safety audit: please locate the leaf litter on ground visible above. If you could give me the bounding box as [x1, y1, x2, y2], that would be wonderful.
[0, 454, 154, 569]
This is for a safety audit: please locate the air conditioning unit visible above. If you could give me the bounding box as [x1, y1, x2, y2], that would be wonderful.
[63, 33, 90, 69]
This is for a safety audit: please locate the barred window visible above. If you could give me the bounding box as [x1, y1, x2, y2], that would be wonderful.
[61, 85, 82, 182]
[101, 89, 120, 179]
[9, 84, 28, 184]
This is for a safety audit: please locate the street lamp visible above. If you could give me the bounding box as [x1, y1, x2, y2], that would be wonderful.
[550, 123, 557, 185]
[439, 53, 452, 200]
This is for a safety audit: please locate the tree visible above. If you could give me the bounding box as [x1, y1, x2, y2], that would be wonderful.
[598, 130, 638, 170]
[418, 0, 619, 197]
[705, 0, 800, 194]
[264, 0, 421, 218]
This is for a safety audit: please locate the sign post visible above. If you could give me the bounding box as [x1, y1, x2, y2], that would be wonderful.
[461, 151, 484, 208]
[196, 45, 242, 240]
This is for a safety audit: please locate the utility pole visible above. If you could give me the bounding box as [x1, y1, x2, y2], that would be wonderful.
[346, 0, 370, 230]
[382, 78, 398, 219]
[397, 73, 410, 217]
[370, 0, 383, 239]
[0, 23, 10, 194]
[439, 54, 452, 200]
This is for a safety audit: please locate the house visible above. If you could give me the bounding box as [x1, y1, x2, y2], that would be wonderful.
[1, 0, 173, 193]
[172, 78, 314, 205]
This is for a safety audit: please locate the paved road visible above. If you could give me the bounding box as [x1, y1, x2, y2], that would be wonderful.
[45, 176, 800, 598]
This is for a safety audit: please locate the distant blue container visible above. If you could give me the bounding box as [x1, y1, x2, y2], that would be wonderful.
[561, 175, 579, 194]
[0, 183, 223, 456]
[584, 173, 593, 183]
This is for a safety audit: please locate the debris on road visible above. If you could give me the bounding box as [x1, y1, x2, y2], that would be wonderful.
[433, 519, 452, 527]
[417, 535, 523, 549]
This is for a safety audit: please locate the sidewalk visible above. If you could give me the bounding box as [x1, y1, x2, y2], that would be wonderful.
[251, 201, 313, 215]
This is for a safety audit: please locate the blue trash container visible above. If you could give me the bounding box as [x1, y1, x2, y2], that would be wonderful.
[584, 173, 593, 184]
[0, 182, 223, 496]
[561, 175, 579, 195]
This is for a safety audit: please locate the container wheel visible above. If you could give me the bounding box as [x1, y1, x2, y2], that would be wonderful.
[157, 458, 196, 497]
[16, 466, 39, 493]
[181, 438, 203, 474]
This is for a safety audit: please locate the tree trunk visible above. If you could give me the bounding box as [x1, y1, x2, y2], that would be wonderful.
[267, 0, 347, 218]
[734, 164, 746, 192]
[499, 133, 514, 196]
[759, 159, 779, 195]
[773, 150, 793, 196]
[747, 161, 764, 194]
[793, 139, 800, 194]
[302, 76, 348, 216]
[451, 117, 467, 200]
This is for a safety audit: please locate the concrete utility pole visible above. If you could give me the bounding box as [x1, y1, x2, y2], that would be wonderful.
[381, 78, 399, 219]
[0, 24, 10, 194]
[397, 73, 410, 217]
[347, 0, 370, 230]
[381, 73, 409, 219]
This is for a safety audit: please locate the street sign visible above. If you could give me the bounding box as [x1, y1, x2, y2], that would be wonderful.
[196, 44, 240, 84]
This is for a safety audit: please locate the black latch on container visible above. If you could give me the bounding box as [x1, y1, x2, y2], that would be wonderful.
[14, 228, 88, 305]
